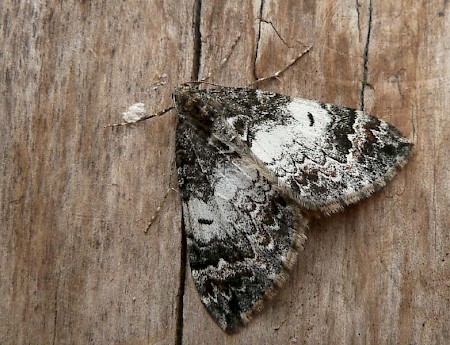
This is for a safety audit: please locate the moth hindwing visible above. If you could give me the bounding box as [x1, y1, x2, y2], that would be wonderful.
[173, 84, 413, 333]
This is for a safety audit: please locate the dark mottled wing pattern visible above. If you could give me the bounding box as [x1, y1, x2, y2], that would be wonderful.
[175, 117, 307, 333]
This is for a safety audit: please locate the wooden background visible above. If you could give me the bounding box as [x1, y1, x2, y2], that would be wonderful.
[1, 1, 449, 344]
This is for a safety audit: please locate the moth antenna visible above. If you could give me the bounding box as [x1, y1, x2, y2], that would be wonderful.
[145, 187, 178, 233]
[198, 33, 242, 83]
[185, 80, 224, 88]
[104, 105, 174, 129]
[250, 45, 312, 87]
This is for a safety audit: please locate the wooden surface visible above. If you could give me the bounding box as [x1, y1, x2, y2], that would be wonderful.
[1, 1, 448, 344]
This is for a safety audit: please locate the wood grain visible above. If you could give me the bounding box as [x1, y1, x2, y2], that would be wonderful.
[1, 1, 449, 344]
[0, 1, 191, 344]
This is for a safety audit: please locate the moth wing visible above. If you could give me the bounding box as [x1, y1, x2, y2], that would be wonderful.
[220, 88, 413, 214]
[176, 118, 307, 333]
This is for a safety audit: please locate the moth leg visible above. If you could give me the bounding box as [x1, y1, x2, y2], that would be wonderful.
[250, 45, 312, 87]
[144, 187, 178, 233]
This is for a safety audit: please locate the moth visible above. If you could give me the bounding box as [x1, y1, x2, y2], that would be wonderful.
[113, 84, 413, 333]
[174, 84, 413, 333]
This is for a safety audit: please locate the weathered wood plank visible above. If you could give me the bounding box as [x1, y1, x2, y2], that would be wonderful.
[1, 0, 449, 344]
[1, 1, 194, 344]
[181, 0, 450, 344]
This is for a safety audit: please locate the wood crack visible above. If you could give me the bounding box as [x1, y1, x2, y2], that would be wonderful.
[175, 3, 203, 343]
[175, 218, 187, 345]
[192, 0, 202, 82]
[259, 19, 292, 49]
[360, 0, 373, 111]
[52, 276, 59, 345]
[253, 0, 265, 82]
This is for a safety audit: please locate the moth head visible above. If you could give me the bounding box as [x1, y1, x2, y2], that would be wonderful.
[173, 84, 222, 135]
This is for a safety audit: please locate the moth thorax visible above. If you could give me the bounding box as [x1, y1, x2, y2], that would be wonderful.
[173, 86, 219, 134]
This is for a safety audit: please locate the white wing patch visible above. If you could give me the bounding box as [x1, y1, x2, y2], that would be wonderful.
[285, 99, 331, 140]
[251, 99, 331, 170]
[185, 197, 230, 243]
